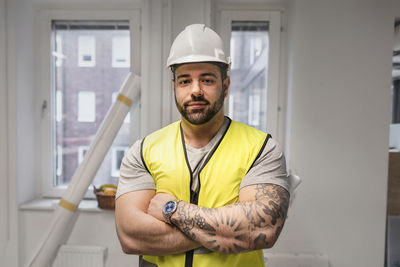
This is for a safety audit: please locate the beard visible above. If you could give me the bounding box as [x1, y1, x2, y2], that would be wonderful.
[175, 90, 225, 125]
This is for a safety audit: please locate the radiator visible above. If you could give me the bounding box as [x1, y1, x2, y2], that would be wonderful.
[52, 245, 107, 267]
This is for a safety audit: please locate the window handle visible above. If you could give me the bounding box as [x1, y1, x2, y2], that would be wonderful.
[41, 100, 47, 118]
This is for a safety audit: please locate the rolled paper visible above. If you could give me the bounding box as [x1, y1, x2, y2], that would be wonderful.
[28, 73, 141, 267]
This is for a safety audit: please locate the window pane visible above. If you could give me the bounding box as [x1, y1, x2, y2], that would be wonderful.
[52, 20, 131, 188]
[229, 21, 269, 132]
[393, 80, 400, 124]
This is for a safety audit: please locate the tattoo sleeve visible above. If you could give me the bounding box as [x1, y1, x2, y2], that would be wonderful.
[170, 184, 289, 254]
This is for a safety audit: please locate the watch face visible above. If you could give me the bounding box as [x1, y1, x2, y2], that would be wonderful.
[163, 201, 176, 214]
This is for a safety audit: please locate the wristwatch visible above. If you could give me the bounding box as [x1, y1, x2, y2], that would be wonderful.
[162, 200, 180, 224]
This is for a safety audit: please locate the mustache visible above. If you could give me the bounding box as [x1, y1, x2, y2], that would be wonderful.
[184, 95, 210, 107]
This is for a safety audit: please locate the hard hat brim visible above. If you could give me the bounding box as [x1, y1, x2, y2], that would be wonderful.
[166, 55, 231, 68]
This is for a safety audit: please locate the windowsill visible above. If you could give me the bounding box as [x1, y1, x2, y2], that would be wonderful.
[19, 198, 110, 213]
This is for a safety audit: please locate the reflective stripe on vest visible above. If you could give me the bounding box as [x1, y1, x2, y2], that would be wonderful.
[141, 119, 269, 267]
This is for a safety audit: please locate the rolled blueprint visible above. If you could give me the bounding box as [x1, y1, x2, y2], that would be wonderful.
[28, 73, 141, 267]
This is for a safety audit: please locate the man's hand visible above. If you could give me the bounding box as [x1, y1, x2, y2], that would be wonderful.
[147, 193, 176, 222]
[168, 184, 289, 254]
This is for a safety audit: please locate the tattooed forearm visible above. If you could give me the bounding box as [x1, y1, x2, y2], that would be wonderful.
[170, 184, 289, 254]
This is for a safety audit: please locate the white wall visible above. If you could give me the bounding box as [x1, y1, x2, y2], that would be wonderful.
[3, 0, 21, 265]
[14, 0, 37, 204]
[0, 0, 8, 257]
[4, 0, 399, 266]
[273, 0, 397, 266]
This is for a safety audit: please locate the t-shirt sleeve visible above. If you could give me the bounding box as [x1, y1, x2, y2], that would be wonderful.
[239, 137, 290, 193]
[116, 139, 156, 199]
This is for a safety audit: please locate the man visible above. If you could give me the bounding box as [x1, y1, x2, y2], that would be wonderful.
[115, 24, 290, 267]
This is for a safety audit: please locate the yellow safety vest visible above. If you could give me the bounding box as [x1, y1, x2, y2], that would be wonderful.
[141, 119, 270, 267]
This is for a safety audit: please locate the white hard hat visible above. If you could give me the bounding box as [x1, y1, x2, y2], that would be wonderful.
[166, 24, 230, 68]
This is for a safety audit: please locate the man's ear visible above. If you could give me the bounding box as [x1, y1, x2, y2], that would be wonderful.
[223, 77, 230, 97]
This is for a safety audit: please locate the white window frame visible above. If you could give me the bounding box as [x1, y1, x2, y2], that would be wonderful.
[56, 145, 63, 177]
[219, 10, 283, 140]
[37, 7, 141, 198]
[56, 90, 63, 122]
[53, 34, 64, 67]
[111, 146, 129, 178]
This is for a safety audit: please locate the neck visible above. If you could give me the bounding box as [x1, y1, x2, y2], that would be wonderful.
[181, 111, 225, 148]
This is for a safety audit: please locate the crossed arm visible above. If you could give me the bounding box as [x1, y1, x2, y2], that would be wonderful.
[173, 184, 288, 254]
[115, 183, 289, 255]
[115, 190, 201, 256]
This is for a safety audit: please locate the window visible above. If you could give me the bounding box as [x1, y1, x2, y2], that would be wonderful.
[52, 20, 130, 188]
[78, 91, 96, 122]
[111, 147, 129, 177]
[392, 20, 400, 124]
[78, 35, 96, 67]
[390, 19, 400, 151]
[112, 35, 130, 68]
[230, 21, 269, 131]
[393, 80, 400, 124]
[39, 9, 140, 197]
[220, 11, 282, 138]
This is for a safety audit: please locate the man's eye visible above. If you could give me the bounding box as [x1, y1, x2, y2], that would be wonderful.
[202, 79, 215, 84]
[179, 80, 191, 85]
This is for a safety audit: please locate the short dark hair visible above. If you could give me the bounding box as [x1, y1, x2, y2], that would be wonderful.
[171, 62, 229, 82]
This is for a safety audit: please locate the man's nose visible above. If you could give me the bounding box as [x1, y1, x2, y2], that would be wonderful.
[191, 80, 203, 97]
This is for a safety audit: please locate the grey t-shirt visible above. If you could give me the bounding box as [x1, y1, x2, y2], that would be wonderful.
[116, 118, 289, 199]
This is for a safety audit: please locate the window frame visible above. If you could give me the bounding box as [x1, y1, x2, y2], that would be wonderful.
[37, 8, 141, 198]
[218, 10, 283, 140]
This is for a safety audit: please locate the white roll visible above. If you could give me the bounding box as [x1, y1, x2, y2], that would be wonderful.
[28, 73, 141, 267]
